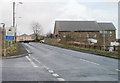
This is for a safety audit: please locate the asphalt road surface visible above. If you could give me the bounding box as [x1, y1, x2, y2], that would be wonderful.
[2, 42, 119, 81]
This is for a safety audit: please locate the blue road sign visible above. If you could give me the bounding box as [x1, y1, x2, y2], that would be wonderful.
[6, 36, 15, 41]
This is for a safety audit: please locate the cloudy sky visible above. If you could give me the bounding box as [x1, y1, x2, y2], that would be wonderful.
[0, 0, 119, 38]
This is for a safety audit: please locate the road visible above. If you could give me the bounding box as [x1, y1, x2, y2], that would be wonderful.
[2, 42, 119, 81]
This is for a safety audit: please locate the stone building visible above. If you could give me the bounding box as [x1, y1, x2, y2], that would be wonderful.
[16, 34, 34, 42]
[54, 21, 116, 46]
[16, 34, 44, 42]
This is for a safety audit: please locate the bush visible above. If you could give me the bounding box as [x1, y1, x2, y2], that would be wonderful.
[5, 43, 19, 56]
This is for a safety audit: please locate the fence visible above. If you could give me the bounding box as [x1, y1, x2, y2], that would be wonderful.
[67, 42, 120, 52]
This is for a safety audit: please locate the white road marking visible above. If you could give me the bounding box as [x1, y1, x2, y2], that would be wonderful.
[25, 47, 49, 69]
[29, 56, 66, 81]
[25, 47, 66, 81]
[25, 56, 38, 67]
[48, 70, 54, 73]
[30, 56, 50, 70]
[43, 65, 49, 69]
[26, 49, 30, 53]
[52, 74, 59, 77]
[31, 57, 41, 63]
[80, 59, 100, 65]
[116, 69, 120, 71]
[57, 78, 65, 81]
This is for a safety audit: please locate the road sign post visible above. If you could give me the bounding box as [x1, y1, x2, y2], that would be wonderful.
[5, 27, 15, 56]
[6, 27, 15, 41]
[6, 36, 15, 41]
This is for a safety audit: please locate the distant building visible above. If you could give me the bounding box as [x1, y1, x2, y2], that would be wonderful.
[16, 34, 44, 42]
[16, 34, 34, 42]
[54, 21, 116, 46]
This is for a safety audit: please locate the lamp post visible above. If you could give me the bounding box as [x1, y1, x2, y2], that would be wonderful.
[13, 2, 23, 27]
[13, 2, 23, 42]
[13, 2, 15, 27]
[0, 23, 6, 56]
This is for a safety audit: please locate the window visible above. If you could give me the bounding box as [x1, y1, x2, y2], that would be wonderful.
[63, 35, 66, 38]
[110, 34, 112, 37]
[104, 31, 107, 34]
[94, 34, 97, 38]
[110, 31, 112, 34]
[99, 31, 107, 34]
[99, 31, 103, 34]
[87, 34, 89, 38]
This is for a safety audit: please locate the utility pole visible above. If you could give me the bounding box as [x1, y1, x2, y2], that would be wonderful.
[0, 27, 2, 57]
[13, 2, 15, 27]
[13, 2, 16, 43]
[13, 2, 22, 43]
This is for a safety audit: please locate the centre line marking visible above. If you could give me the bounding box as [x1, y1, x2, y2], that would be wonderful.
[48, 70, 54, 73]
[30, 56, 50, 70]
[26, 49, 30, 53]
[52, 74, 59, 77]
[57, 78, 65, 81]
[26, 56, 38, 67]
[25, 44, 66, 81]
[80, 59, 100, 65]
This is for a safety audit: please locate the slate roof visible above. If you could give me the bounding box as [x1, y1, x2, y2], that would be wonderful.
[19, 34, 29, 37]
[98, 23, 116, 30]
[55, 21, 116, 32]
[29, 34, 36, 37]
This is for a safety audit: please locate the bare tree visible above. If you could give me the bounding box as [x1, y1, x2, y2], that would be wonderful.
[31, 21, 42, 41]
[46, 31, 53, 38]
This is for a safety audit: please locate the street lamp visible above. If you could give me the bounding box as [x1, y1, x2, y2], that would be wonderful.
[0, 23, 6, 56]
[13, 2, 23, 42]
[13, 2, 23, 27]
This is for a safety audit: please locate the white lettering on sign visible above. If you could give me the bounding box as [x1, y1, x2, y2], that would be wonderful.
[6, 31, 15, 36]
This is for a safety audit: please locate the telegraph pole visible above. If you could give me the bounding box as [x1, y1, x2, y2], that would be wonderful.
[3, 24, 6, 56]
[13, 2, 15, 27]
[13, 2, 22, 42]
[13, 2, 16, 43]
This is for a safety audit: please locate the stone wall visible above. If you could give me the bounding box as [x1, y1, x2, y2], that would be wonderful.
[58, 30, 116, 46]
